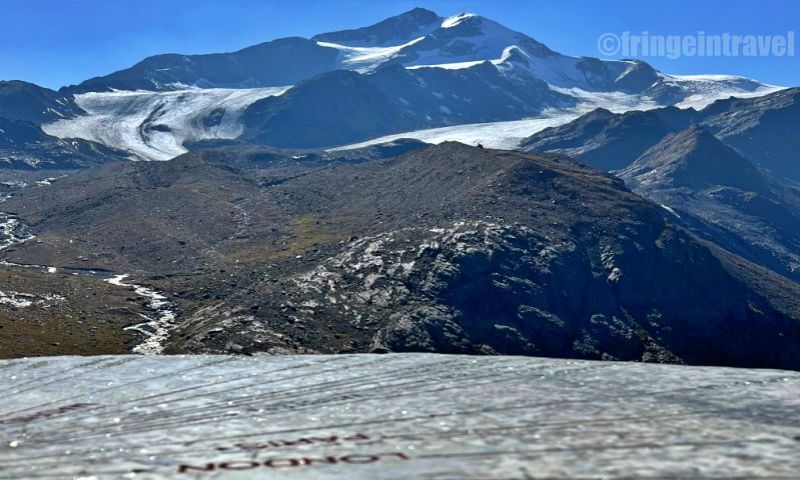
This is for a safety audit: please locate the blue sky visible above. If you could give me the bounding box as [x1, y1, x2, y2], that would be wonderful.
[1, 0, 797, 90]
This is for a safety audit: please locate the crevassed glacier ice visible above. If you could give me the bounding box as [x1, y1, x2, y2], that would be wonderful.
[43, 87, 290, 161]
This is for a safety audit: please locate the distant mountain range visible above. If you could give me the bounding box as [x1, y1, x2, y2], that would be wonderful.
[523, 88, 800, 182]
[60, 8, 766, 97]
[0, 7, 781, 165]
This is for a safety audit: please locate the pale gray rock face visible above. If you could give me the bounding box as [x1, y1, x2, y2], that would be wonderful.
[0, 353, 798, 479]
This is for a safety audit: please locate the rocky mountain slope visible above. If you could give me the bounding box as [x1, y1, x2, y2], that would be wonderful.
[522, 88, 800, 282]
[0, 81, 82, 123]
[621, 126, 768, 193]
[523, 87, 800, 182]
[3, 143, 800, 368]
[520, 107, 698, 171]
[700, 88, 800, 182]
[620, 126, 800, 281]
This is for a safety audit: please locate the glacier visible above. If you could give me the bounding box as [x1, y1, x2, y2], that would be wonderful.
[43, 86, 290, 161]
[333, 88, 664, 150]
[334, 80, 780, 150]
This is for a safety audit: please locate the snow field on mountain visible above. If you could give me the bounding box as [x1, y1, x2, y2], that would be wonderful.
[43, 86, 290, 161]
[332, 115, 579, 150]
[335, 89, 663, 150]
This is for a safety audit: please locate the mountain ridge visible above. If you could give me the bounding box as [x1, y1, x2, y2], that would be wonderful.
[6, 7, 775, 161]
[3, 142, 800, 368]
[522, 94, 800, 282]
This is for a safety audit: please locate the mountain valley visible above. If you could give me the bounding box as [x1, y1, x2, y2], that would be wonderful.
[0, 7, 798, 370]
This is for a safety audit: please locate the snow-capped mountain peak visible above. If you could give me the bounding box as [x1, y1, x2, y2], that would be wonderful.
[35, 7, 784, 160]
[441, 12, 478, 28]
[312, 7, 442, 47]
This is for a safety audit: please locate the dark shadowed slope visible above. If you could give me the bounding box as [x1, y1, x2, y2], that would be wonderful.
[522, 88, 800, 282]
[620, 126, 800, 281]
[523, 87, 800, 183]
[66, 38, 340, 93]
[521, 107, 697, 171]
[240, 64, 571, 148]
[0, 81, 82, 123]
[701, 88, 800, 182]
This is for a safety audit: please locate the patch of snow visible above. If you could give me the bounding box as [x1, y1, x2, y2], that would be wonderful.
[0, 214, 35, 250]
[660, 204, 682, 219]
[406, 60, 487, 70]
[658, 73, 783, 109]
[0, 290, 64, 309]
[404, 16, 536, 69]
[556, 87, 661, 113]
[607, 267, 623, 283]
[0, 291, 32, 308]
[441, 13, 478, 28]
[317, 37, 425, 72]
[34, 177, 56, 187]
